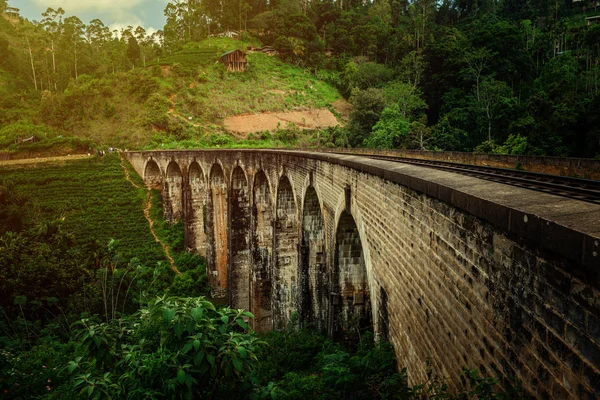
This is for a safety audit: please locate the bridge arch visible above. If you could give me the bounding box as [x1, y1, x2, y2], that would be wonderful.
[300, 185, 327, 328]
[143, 158, 162, 188]
[185, 161, 206, 256]
[273, 174, 299, 328]
[207, 162, 228, 297]
[164, 160, 183, 223]
[229, 165, 251, 310]
[331, 205, 373, 341]
[251, 170, 274, 331]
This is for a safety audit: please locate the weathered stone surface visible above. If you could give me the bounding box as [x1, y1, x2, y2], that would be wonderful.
[230, 166, 250, 310]
[185, 161, 206, 256]
[251, 170, 274, 331]
[207, 163, 228, 297]
[164, 161, 183, 223]
[125, 149, 600, 399]
[300, 185, 327, 329]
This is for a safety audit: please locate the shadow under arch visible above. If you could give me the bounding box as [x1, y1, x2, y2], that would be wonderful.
[229, 165, 250, 310]
[274, 174, 299, 328]
[251, 170, 273, 331]
[300, 185, 327, 329]
[144, 158, 162, 188]
[331, 210, 372, 342]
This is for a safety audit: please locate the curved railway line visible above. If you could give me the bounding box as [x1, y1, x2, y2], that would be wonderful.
[340, 153, 600, 205]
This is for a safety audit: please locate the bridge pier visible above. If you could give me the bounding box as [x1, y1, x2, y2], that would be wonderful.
[274, 175, 299, 328]
[185, 161, 206, 256]
[251, 170, 274, 331]
[207, 163, 228, 297]
[229, 166, 251, 311]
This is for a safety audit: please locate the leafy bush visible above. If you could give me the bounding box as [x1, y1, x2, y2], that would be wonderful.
[0, 219, 101, 324]
[68, 296, 261, 399]
[495, 134, 528, 155]
[0, 121, 63, 149]
[474, 140, 498, 154]
[169, 254, 210, 298]
[346, 88, 386, 147]
[0, 336, 80, 399]
[255, 329, 522, 400]
[145, 93, 171, 130]
[364, 105, 411, 149]
[0, 179, 30, 235]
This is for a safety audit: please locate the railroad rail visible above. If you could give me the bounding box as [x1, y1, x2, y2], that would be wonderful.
[347, 153, 600, 204]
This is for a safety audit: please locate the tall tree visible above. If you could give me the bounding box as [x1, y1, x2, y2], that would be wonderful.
[126, 35, 141, 69]
[62, 16, 85, 80]
[20, 25, 44, 91]
[41, 7, 64, 91]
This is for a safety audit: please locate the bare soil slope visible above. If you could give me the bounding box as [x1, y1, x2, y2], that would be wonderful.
[223, 108, 340, 136]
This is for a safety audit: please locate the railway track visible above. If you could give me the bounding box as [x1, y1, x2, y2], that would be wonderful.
[348, 154, 600, 205]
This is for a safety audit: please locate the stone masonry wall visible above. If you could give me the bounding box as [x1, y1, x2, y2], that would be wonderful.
[125, 150, 600, 399]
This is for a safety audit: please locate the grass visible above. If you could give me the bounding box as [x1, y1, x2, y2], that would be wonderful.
[0, 153, 166, 267]
[151, 38, 258, 71]
[171, 51, 342, 125]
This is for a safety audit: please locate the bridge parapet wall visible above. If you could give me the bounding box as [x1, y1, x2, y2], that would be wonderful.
[315, 148, 600, 180]
[125, 149, 600, 399]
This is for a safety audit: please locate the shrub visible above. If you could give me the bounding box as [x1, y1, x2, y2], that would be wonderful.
[69, 296, 261, 399]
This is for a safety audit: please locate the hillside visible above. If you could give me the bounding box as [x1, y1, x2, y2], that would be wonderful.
[2, 1, 600, 158]
[0, 29, 345, 157]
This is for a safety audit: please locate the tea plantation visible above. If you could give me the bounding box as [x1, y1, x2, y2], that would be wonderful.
[0, 153, 166, 267]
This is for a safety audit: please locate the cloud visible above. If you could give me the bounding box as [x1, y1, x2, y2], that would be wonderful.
[32, 0, 147, 16]
[30, 0, 165, 36]
[109, 19, 159, 38]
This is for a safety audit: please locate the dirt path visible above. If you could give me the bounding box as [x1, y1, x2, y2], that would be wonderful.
[143, 190, 181, 275]
[119, 155, 181, 276]
[166, 92, 202, 127]
[332, 99, 352, 122]
[0, 154, 90, 167]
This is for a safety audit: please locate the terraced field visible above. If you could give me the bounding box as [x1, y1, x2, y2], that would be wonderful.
[0, 154, 166, 267]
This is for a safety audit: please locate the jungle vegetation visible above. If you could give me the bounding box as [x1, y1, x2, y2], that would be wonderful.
[0, 0, 598, 156]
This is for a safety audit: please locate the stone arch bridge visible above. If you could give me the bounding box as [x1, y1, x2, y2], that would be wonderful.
[125, 149, 600, 399]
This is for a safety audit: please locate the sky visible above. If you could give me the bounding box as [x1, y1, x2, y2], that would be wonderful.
[10, 0, 170, 36]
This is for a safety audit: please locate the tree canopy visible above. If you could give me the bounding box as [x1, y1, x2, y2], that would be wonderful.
[0, 0, 599, 156]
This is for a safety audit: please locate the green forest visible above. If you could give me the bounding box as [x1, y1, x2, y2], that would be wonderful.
[0, 0, 599, 157]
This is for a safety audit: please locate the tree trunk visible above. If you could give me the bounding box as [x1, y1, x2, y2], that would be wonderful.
[51, 40, 57, 91]
[26, 37, 38, 91]
[74, 42, 78, 80]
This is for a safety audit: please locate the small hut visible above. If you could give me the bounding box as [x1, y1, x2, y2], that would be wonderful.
[220, 49, 247, 72]
[586, 15, 600, 26]
[5, 7, 20, 17]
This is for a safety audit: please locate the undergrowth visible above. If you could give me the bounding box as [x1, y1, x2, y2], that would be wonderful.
[257, 328, 523, 400]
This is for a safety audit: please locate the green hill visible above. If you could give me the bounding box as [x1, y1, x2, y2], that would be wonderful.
[0, 32, 343, 156]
